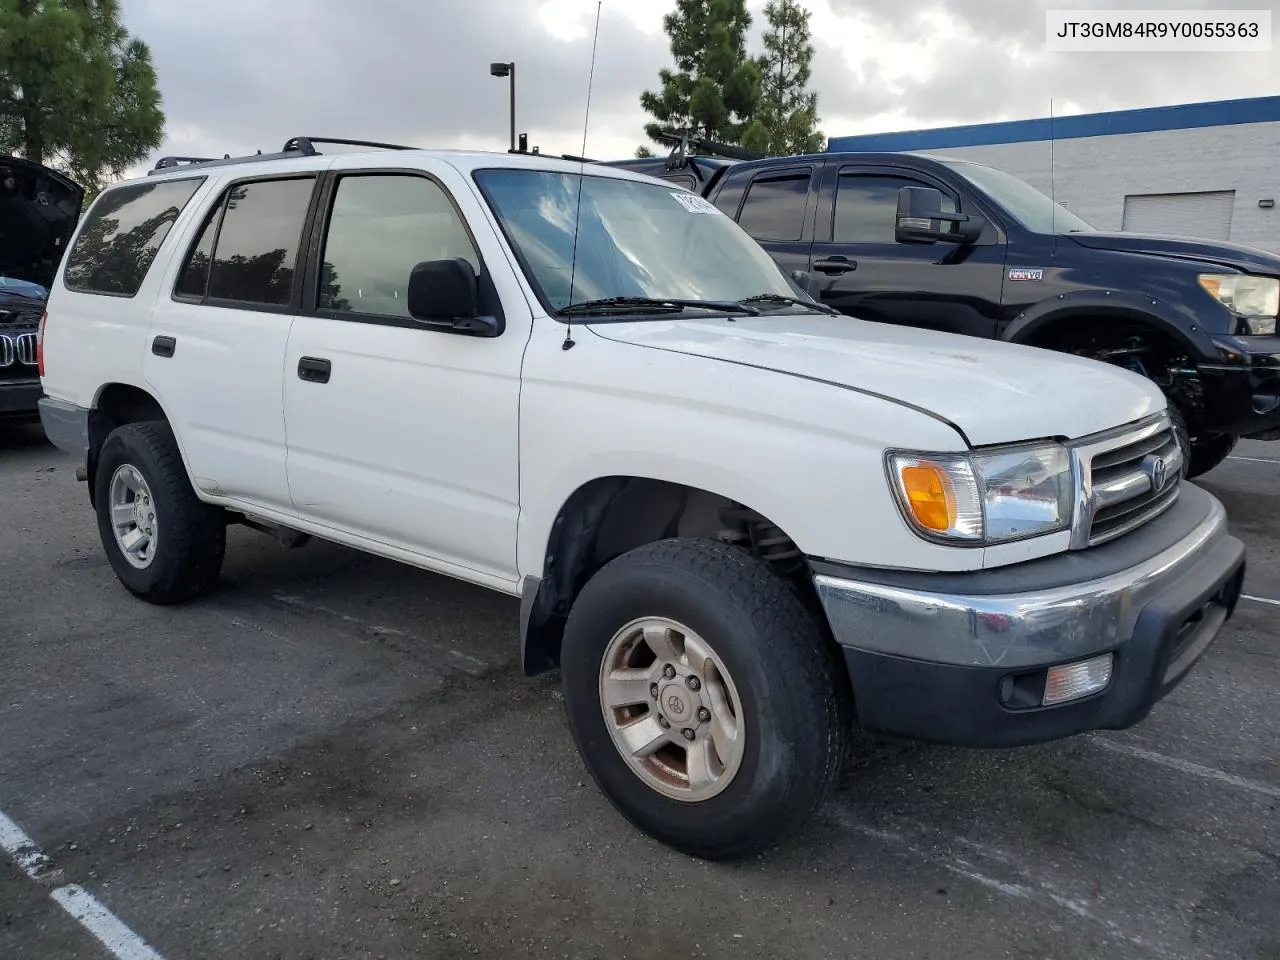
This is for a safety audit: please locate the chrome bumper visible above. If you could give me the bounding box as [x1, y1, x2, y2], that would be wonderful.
[814, 487, 1237, 670]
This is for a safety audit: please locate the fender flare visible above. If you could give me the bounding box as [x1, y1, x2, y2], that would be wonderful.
[1000, 289, 1220, 361]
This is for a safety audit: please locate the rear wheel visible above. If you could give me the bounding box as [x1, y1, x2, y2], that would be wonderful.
[94, 421, 226, 604]
[559, 538, 849, 860]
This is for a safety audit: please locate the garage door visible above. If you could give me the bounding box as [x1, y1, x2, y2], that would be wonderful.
[1121, 190, 1235, 240]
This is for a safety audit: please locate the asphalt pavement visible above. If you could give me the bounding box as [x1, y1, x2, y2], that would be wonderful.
[1, 420, 1276, 960]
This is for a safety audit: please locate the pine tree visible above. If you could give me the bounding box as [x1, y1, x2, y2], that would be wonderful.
[0, 0, 165, 190]
[756, 0, 824, 156]
[639, 0, 765, 150]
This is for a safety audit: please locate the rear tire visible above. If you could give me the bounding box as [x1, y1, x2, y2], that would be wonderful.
[94, 421, 226, 604]
[559, 538, 849, 860]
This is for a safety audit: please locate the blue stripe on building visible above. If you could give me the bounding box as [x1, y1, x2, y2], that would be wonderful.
[826, 95, 1280, 153]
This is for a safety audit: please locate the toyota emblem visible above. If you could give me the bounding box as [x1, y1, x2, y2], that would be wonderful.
[1146, 455, 1168, 492]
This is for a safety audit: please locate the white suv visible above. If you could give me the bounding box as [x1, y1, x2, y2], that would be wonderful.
[37, 137, 1246, 859]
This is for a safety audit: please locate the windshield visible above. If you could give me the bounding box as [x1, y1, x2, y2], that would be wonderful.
[938, 160, 1095, 235]
[472, 169, 804, 314]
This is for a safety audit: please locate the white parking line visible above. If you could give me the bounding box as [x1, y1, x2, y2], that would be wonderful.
[1092, 739, 1280, 801]
[0, 810, 166, 960]
[828, 809, 1180, 959]
[1242, 594, 1280, 607]
[51, 886, 167, 960]
[1227, 455, 1280, 464]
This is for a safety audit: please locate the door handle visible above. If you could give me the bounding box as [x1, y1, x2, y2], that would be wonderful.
[297, 356, 331, 384]
[812, 257, 857, 274]
[151, 335, 176, 358]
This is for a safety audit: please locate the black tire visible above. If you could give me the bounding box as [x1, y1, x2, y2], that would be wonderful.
[1167, 403, 1237, 479]
[560, 537, 849, 860]
[94, 421, 226, 604]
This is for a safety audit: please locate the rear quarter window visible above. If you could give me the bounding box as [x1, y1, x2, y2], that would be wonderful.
[63, 177, 205, 297]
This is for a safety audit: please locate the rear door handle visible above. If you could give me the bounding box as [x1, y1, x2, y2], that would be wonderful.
[297, 356, 331, 384]
[813, 257, 857, 274]
[151, 335, 176, 358]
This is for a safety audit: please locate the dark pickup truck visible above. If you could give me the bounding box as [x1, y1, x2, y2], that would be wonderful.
[0, 156, 84, 422]
[604, 141, 1280, 477]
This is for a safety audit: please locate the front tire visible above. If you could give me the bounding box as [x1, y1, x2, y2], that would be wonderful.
[560, 538, 849, 860]
[94, 421, 226, 604]
[1168, 403, 1237, 478]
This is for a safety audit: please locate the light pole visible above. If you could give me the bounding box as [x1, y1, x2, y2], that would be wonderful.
[489, 61, 516, 152]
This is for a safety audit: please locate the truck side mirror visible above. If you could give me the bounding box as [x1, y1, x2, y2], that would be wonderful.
[790, 269, 822, 300]
[407, 258, 498, 336]
[895, 186, 983, 245]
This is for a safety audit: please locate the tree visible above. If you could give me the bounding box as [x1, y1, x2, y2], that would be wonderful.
[756, 0, 824, 155]
[634, 145, 655, 159]
[0, 0, 165, 191]
[639, 0, 766, 151]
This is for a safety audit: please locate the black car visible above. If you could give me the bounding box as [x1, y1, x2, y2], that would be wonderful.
[0, 156, 84, 422]
[604, 140, 1280, 477]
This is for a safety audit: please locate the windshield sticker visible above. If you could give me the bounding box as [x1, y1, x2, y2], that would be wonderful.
[670, 192, 723, 215]
[1008, 268, 1044, 281]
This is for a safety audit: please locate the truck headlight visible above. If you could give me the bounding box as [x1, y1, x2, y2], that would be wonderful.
[1199, 274, 1279, 335]
[887, 443, 1073, 545]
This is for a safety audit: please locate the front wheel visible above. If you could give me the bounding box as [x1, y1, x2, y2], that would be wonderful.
[1168, 404, 1237, 479]
[94, 421, 227, 604]
[559, 538, 849, 860]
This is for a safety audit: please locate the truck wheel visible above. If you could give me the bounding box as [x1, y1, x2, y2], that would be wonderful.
[94, 421, 226, 604]
[1168, 404, 1237, 479]
[559, 538, 848, 860]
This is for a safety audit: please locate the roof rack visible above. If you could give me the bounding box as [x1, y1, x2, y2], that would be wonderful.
[653, 129, 764, 169]
[149, 136, 416, 176]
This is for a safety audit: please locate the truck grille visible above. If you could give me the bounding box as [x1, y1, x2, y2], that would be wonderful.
[1069, 413, 1183, 549]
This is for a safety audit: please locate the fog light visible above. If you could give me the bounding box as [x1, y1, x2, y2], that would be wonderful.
[1042, 654, 1113, 706]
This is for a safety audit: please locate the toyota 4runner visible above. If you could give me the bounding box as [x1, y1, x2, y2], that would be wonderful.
[37, 137, 1246, 859]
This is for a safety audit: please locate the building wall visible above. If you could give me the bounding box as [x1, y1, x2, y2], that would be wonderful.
[898, 122, 1280, 254]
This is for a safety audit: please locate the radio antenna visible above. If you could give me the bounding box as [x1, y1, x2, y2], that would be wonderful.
[563, 0, 603, 352]
[1049, 96, 1057, 257]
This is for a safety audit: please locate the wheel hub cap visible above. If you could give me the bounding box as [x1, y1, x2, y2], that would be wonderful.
[109, 464, 159, 570]
[598, 617, 745, 803]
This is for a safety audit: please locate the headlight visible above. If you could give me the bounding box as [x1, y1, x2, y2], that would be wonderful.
[1199, 274, 1280, 335]
[887, 443, 1072, 545]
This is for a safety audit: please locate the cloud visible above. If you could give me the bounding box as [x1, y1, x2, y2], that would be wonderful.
[118, 0, 1279, 174]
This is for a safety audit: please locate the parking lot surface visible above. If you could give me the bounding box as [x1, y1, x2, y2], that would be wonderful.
[1, 421, 1277, 960]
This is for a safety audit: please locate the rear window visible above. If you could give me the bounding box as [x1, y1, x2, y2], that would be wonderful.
[63, 178, 204, 297]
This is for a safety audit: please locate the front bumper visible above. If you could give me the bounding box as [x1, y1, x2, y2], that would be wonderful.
[813, 484, 1245, 748]
[0, 377, 42, 420]
[1198, 335, 1280, 436]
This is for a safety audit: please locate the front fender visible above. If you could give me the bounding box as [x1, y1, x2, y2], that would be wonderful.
[1001, 289, 1223, 362]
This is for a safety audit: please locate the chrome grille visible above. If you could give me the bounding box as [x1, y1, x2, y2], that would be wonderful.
[1069, 413, 1183, 549]
[0, 333, 37, 367]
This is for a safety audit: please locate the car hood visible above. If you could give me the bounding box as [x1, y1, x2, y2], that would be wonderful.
[1067, 231, 1280, 275]
[0, 155, 85, 288]
[587, 313, 1163, 447]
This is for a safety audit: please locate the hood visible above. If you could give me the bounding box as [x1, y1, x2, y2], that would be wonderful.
[588, 313, 1163, 447]
[1067, 231, 1280, 275]
[0, 155, 85, 289]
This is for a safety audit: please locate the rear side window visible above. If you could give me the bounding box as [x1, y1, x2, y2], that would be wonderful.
[63, 178, 204, 296]
[173, 177, 315, 307]
[735, 173, 810, 242]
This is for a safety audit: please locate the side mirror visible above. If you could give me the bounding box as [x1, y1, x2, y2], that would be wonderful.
[790, 269, 822, 300]
[895, 186, 984, 245]
[407, 258, 497, 335]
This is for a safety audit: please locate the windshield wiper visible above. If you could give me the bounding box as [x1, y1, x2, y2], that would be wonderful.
[739, 293, 840, 316]
[556, 296, 760, 318]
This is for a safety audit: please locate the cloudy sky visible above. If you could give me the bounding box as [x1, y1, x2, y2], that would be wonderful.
[120, 0, 1278, 171]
